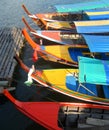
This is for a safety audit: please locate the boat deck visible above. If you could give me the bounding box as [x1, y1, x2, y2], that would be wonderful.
[0, 27, 24, 87]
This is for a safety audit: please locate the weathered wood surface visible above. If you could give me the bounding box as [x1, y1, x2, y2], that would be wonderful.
[0, 27, 24, 87]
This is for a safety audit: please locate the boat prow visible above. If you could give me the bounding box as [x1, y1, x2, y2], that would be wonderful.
[22, 4, 109, 32]
[2, 89, 109, 130]
[2, 89, 62, 130]
[22, 17, 83, 45]
[15, 55, 109, 105]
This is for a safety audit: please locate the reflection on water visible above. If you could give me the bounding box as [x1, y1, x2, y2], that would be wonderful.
[0, 0, 90, 129]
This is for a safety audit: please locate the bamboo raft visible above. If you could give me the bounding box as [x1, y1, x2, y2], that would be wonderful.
[0, 27, 24, 87]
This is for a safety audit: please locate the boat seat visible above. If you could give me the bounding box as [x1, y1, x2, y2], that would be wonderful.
[68, 48, 83, 62]
[102, 85, 109, 99]
[66, 75, 97, 96]
[66, 74, 78, 91]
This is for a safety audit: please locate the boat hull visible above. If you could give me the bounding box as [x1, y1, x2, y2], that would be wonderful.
[3, 89, 109, 130]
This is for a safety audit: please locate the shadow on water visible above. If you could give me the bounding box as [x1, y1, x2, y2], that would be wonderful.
[0, 42, 85, 130]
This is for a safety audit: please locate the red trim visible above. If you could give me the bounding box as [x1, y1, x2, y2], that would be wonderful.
[22, 28, 40, 50]
[3, 89, 62, 130]
[22, 4, 31, 16]
[22, 17, 35, 32]
[3, 89, 109, 130]
[22, 28, 79, 66]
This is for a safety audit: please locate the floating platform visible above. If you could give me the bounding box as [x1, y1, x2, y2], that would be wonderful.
[0, 27, 24, 87]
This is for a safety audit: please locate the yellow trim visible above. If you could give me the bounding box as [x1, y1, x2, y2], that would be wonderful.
[41, 69, 78, 90]
[74, 20, 109, 26]
[85, 11, 109, 16]
[47, 21, 72, 29]
[45, 45, 73, 62]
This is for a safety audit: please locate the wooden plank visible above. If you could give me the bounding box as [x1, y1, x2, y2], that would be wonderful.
[2, 29, 18, 77]
[1, 41, 15, 78]
[0, 27, 24, 87]
[0, 81, 8, 86]
[8, 60, 17, 80]
[0, 31, 11, 77]
[5, 28, 24, 79]
[86, 117, 109, 126]
[0, 34, 14, 77]
[8, 29, 24, 78]
[0, 28, 23, 77]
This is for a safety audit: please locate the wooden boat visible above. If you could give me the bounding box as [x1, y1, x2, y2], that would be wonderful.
[2, 88, 109, 130]
[22, 17, 83, 45]
[22, 17, 109, 48]
[22, 28, 91, 67]
[22, 28, 109, 67]
[15, 55, 109, 105]
[22, 4, 109, 31]
[41, 19, 109, 33]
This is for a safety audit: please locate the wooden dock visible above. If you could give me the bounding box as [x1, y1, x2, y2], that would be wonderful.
[0, 27, 24, 87]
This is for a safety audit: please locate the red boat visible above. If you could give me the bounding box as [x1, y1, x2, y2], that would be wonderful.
[22, 17, 83, 45]
[2, 88, 109, 130]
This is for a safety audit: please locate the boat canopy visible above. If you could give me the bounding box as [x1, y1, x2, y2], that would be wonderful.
[82, 34, 109, 52]
[84, 8, 109, 20]
[74, 20, 109, 33]
[54, 0, 109, 13]
[79, 56, 109, 85]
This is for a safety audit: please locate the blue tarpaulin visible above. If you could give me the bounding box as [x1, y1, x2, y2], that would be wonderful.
[79, 56, 109, 85]
[74, 20, 109, 33]
[82, 35, 109, 52]
[84, 8, 109, 20]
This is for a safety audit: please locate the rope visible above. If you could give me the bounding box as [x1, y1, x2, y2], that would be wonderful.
[65, 69, 96, 96]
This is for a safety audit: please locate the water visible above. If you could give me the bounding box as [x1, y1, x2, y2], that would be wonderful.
[0, 0, 93, 130]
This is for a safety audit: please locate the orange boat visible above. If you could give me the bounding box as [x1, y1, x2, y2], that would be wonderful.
[22, 17, 83, 45]
[22, 4, 87, 30]
[21, 28, 109, 67]
[22, 28, 89, 67]
[2, 88, 109, 130]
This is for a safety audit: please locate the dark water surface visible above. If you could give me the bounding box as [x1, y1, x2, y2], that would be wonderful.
[0, 0, 93, 130]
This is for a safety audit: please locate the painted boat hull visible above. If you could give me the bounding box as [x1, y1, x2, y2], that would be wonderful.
[15, 55, 109, 105]
[22, 17, 83, 45]
[22, 4, 109, 31]
[3, 89, 109, 130]
[22, 28, 89, 67]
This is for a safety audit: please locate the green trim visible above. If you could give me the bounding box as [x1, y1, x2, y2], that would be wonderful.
[32, 74, 109, 104]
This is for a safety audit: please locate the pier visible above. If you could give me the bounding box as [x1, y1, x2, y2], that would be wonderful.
[0, 27, 24, 87]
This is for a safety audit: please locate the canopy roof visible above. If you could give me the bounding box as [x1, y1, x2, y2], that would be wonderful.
[74, 20, 109, 33]
[54, 0, 109, 13]
[79, 56, 109, 85]
[32, 30, 109, 52]
[84, 8, 109, 20]
[83, 34, 109, 52]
